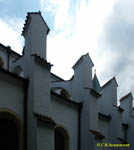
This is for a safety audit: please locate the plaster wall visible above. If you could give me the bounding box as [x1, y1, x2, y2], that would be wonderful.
[127, 117, 134, 150]
[99, 81, 117, 115]
[9, 53, 20, 71]
[37, 121, 54, 150]
[89, 94, 99, 131]
[98, 119, 109, 139]
[72, 61, 92, 102]
[121, 99, 129, 124]
[33, 60, 51, 116]
[0, 72, 24, 123]
[51, 81, 71, 95]
[108, 108, 122, 142]
[24, 14, 48, 59]
[51, 94, 78, 150]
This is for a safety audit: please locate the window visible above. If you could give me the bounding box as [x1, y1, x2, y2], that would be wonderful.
[54, 126, 69, 150]
[0, 118, 18, 150]
[0, 56, 4, 68]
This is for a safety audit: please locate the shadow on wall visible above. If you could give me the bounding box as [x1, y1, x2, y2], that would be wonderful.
[0, 56, 5, 68]
[13, 65, 24, 77]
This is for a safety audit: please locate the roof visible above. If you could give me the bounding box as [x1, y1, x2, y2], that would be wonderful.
[92, 73, 102, 94]
[51, 90, 82, 108]
[32, 54, 52, 70]
[72, 53, 94, 69]
[122, 123, 129, 128]
[84, 87, 102, 98]
[0, 43, 21, 57]
[102, 77, 118, 89]
[22, 11, 50, 36]
[51, 73, 64, 81]
[118, 137, 128, 144]
[33, 112, 56, 127]
[98, 112, 112, 121]
[120, 92, 132, 102]
[0, 66, 26, 82]
[113, 105, 124, 112]
[117, 106, 124, 112]
[90, 129, 105, 140]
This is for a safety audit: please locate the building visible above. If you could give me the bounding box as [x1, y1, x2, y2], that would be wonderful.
[0, 12, 133, 150]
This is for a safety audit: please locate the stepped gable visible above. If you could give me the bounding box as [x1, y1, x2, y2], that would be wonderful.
[72, 53, 94, 69]
[120, 92, 132, 102]
[22, 11, 50, 36]
[102, 77, 118, 88]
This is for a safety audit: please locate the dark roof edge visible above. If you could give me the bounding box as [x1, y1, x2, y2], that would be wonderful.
[0, 43, 21, 57]
[113, 105, 124, 112]
[122, 123, 129, 128]
[84, 87, 102, 97]
[33, 112, 56, 127]
[22, 11, 50, 36]
[117, 106, 124, 112]
[102, 77, 118, 89]
[51, 90, 82, 108]
[120, 92, 132, 102]
[72, 53, 94, 69]
[51, 73, 64, 81]
[32, 54, 52, 70]
[98, 112, 112, 121]
[0, 67, 26, 82]
[90, 129, 105, 140]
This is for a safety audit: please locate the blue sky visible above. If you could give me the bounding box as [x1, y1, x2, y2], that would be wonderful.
[0, 0, 134, 100]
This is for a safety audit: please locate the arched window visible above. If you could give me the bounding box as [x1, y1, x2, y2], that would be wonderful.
[0, 56, 4, 68]
[54, 126, 69, 150]
[0, 109, 23, 150]
[0, 118, 18, 150]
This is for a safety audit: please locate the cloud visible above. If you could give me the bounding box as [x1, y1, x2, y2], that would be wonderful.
[41, 0, 134, 99]
[0, 0, 132, 99]
[40, 0, 118, 80]
[0, 17, 24, 54]
[98, 0, 134, 98]
[40, 0, 75, 32]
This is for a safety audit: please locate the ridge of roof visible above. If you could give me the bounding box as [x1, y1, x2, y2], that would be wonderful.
[72, 53, 94, 69]
[120, 92, 132, 102]
[51, 73, 65, 81]
[98, 112, 112, 121]
[51, 90, 81, 107]
[102, 77, 118, 88]
[0, 66, 26, 82]
[22, 11, 50, 36]
[84, 87, 102, 97]
[117, 106, 124, 112]
[0, 43, 21, 57]
[90, 129, 105, 140]
[122, 123, 129, 128]
[33, 112, 56, 127]
[31, 54, 52, 69]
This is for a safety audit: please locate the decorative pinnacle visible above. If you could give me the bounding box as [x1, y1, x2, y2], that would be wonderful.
[94, 69, 96, 75]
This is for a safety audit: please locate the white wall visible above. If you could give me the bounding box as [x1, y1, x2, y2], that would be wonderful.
[0, 71, 24, 123]
[51, 94, 79, 150]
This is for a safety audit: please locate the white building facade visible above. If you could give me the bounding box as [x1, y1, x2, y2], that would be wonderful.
[0, 12, 133, 150]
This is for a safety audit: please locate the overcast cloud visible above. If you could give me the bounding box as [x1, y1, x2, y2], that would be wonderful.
[99, 0, 134, 98]
[0, 0, 133, 99]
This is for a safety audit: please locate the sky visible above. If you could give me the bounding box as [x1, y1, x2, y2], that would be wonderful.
[0, 0, 133, 100]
